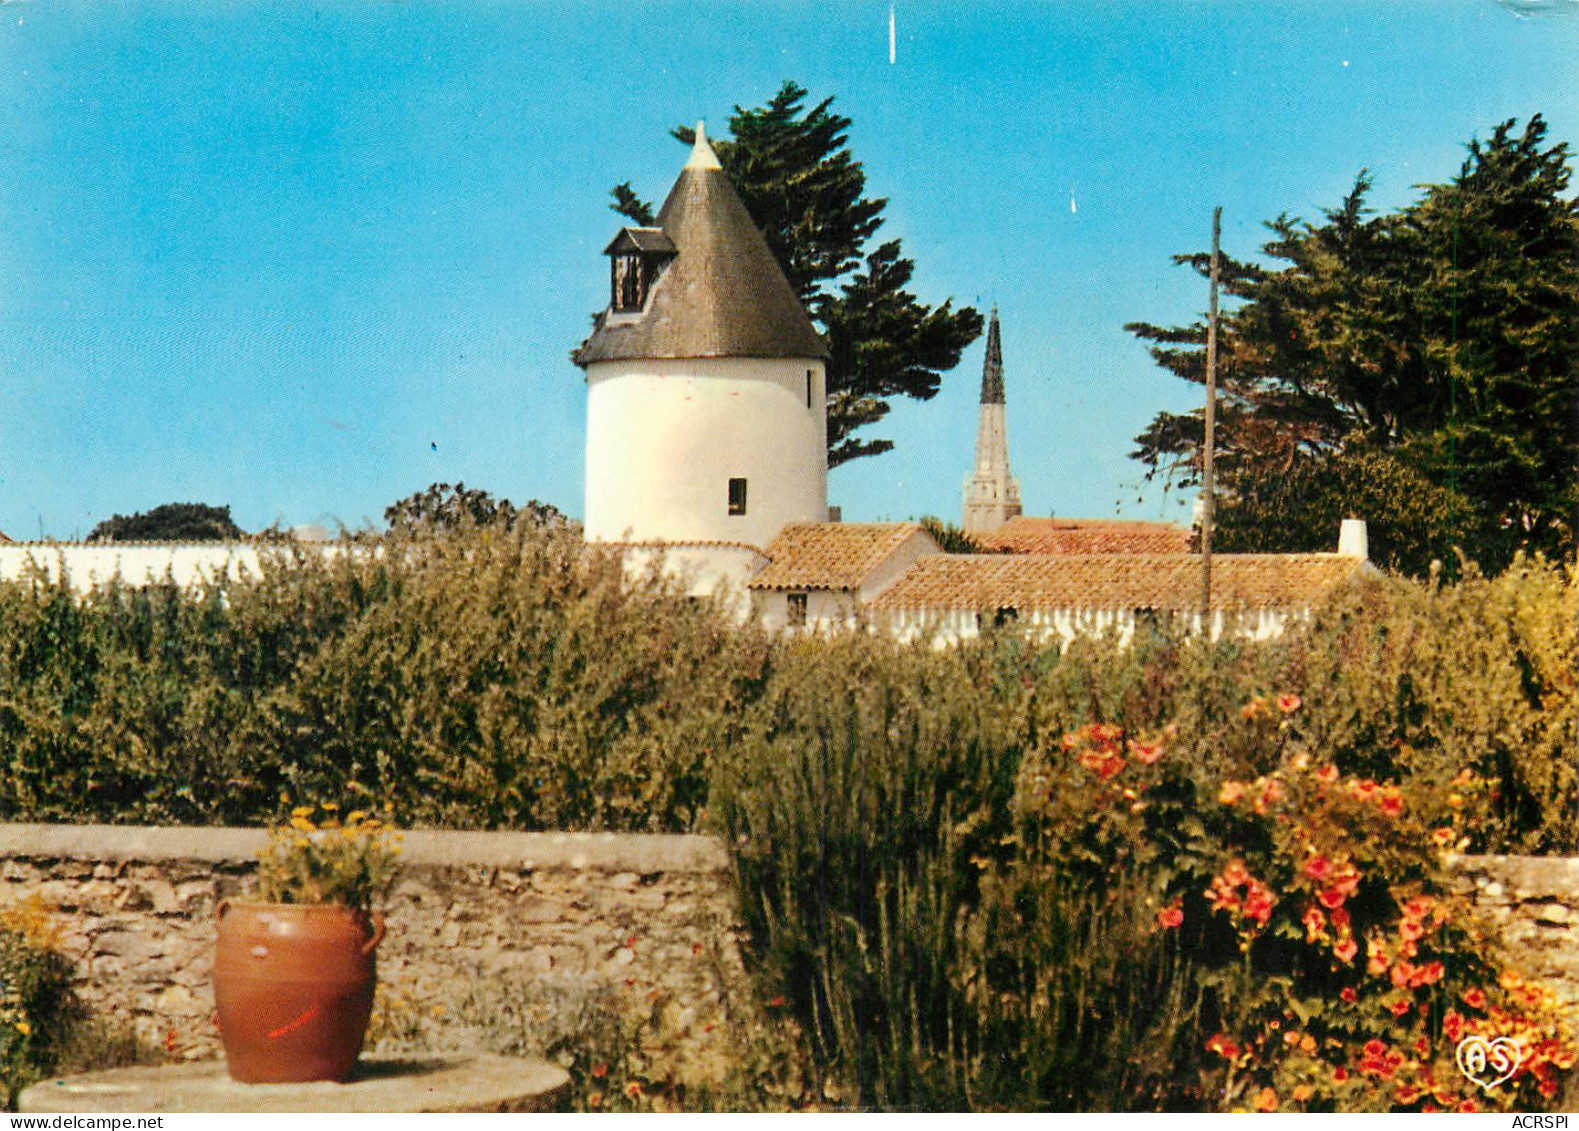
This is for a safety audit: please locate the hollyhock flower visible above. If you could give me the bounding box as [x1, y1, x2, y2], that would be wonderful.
[1443, 1011, 1465, 1042]
[1341, 986, 1358, 1004]
[1352, 778, 1378, 799]
[1390, 998, 1412, 1018]
[1304, 855, 1333, 881]
[1292, 1084, 1313, 1103]
[1318, 887, 1348, 910]
[1431, 826, 1456, 849]
[1461, 987, 1487, 1010]
[1240, 699, 1264, 720]
[1377, 789, 1405, 817]
[1395, 1084, 1421, 1105]
[1334, 936, 1359, 963]
[1255, 1087, 1278, 1113]
[1364, 1039, 1387, 1058]
[1316, 765, 1340, 785]
[1399, 917, 1424, 942]
[1333, 1066, 1349, 1082]
[1276, 693, 1302, 713]
[1330, 907, 1351, 930]
[1219, 781, 1245, 805]
[1156, 900, 1184, 930]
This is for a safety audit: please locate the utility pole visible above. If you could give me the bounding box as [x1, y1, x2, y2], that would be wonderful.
[1200, 207, 1222, 630]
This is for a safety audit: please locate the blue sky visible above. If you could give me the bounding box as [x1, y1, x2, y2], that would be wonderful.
[1, 0, 1574, 539]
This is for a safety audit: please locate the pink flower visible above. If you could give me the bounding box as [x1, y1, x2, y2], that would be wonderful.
[1277, 693, 1303, 714]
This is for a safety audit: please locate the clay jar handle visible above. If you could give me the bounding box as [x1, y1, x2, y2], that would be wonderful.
[361, 911, 386, 956]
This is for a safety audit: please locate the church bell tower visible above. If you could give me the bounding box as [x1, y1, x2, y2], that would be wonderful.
[962, 308, 1022, 534]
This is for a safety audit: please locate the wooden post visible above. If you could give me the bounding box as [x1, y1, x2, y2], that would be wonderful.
[1200, 207, 1222, 631]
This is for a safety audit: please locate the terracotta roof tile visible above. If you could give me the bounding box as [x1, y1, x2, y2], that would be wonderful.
[750, 523, 930, 591]
[977, 517, 1191, 555]
[870, 553, 1367, 612]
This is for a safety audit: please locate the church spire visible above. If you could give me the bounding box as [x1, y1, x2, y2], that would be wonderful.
[962, 307, 1022, 534]
[979, 307, 1005, 404]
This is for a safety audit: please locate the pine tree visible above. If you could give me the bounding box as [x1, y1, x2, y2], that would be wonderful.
[612, 82, 982, 467]
[1128, 116, 1577, 571]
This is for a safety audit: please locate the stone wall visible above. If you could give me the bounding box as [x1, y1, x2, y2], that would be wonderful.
[0, 824, 750, 1081]
[1453, 854, 1579, 1014]
[6, 826, 1578, 1078]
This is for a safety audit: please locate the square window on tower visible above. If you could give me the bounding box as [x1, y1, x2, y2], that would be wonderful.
[728, 478, 748, 516]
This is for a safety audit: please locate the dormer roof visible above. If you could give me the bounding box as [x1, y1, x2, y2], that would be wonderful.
[575, 123, 827, 366]
[604, 227, 676, 256]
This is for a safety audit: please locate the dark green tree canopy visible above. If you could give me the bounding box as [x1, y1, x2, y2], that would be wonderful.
[613, 82, 982, 467]
[1129, 115, 1578, 572]
[87, 502, 245, 543]
[384, 482, 565, 534]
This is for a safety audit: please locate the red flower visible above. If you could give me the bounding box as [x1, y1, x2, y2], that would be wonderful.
[1303, 905, 1327, 942]
[1303, 855, 1332, 881]
[1364, 1039, 1387, 1058]
[1395, 1084, 1422, 1105]
[1318, 887, 1347, 910]
[1316, 765, 1340, 785]
[1390, 998, 1412, 1018]
[1128, 739, 1164, 764]
[1156, 900, 1184, 930]
[1461, 987, 1487, 1010]
[1443, 1011, 1465, 1042]
[1255, 1087, 1278, 1113]
[1333, 1066, 1349, 1083]
[625, 1082, 644, 1098]
[1334, 936, 1358, 963]
[1276, 693, 1302, 714]
[1377, 789, 1405, 818]
[1206, 1033, 1240, 1061]
[766, 995, 786, 1008]
[591, 1064, 608, 1079]
[1079, 749, 1126, 781]
[1341, 987, 1359, 1004]
[1329, 906, 1351, 930]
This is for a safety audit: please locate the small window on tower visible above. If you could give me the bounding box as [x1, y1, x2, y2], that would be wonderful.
[787, 592, 808, 627]
[613, 253, 644, 312]
[728, 478, 748, 516]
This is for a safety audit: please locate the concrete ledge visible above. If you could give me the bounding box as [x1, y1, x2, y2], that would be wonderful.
[21, 1054, 570, 1113]
[0, 822, 731, 874]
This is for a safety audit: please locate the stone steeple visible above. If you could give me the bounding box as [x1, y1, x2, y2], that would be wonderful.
[962, 308, 1022, 534]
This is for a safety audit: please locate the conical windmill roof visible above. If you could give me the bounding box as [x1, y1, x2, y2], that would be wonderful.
[575, 125, 827, 365]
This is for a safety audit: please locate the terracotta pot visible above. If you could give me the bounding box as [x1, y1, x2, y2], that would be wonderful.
[213, 900, 385, 1083]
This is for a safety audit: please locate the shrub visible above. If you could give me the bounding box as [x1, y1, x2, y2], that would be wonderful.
[0, 899, 77, 1109]
[0, 520, 762, 831]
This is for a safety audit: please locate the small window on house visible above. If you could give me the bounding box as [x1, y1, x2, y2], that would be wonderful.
[806, 369, 814, 409]
[787, 592, 808, 627]
[994, 606, 1019, 628]
[1134, 608, 1162, 636]
[728, 477, 748, 516]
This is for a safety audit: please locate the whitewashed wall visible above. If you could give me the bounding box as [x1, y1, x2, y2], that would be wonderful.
[583, 357, 827, 551]
[0, 544, 268, 594]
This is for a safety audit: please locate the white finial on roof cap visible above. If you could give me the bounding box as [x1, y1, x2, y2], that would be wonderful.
[685, 120, 723, 171]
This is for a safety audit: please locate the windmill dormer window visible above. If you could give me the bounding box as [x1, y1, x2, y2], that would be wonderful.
[605, 227, 676, 314]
